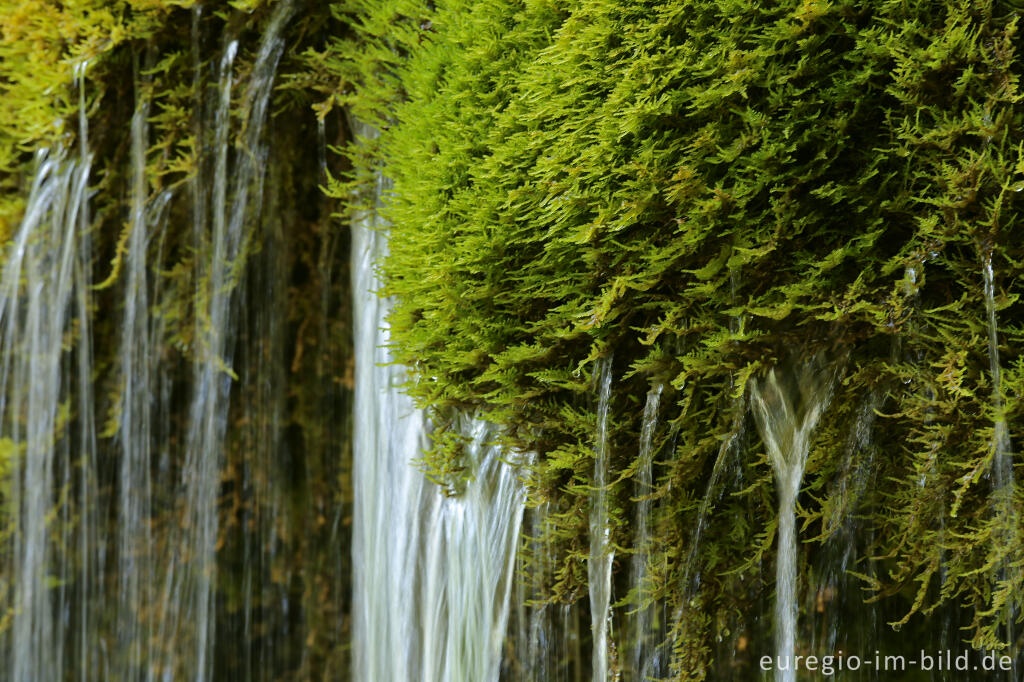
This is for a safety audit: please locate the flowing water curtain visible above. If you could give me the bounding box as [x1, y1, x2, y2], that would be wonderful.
[115, 61, 160, 682]
[625, 382, 662, 681]
[70, 60, 102, 682]
[667, 389, 747, 680]
[149, 3, 297, 680]
[981, 246, 1021, 676]
[349, 120, 526, 682]
[805, 389, 884, 677]
[513, 502, 555, 682]
[510, 499, 591, 682]
[0, 144, 93, 682]
[160, 2, 352, 678]
[10, 4, 323, 680]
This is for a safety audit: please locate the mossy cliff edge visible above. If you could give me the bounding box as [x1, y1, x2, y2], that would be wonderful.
[1, 0, 1023, 679]
[327, 0, 1024, 676]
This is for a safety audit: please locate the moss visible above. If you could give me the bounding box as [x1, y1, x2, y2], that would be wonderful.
[330, 0, 1024, 674]
[0, 0, 207, 240]
[2, 0, 1022, 676]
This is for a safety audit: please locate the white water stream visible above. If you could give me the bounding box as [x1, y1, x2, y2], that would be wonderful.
[0, 145, 92, 682]
[750, 360, 837, 682]
[349, 122, 526, 682]
[981, 254, 1019, 677]
[588, 356, 615, 682]
[628, 383, 662, 681]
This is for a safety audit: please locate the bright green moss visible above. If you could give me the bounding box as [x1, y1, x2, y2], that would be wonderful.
[331, 0, 1024, 674]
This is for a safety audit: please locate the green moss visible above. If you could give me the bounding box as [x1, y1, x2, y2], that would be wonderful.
[331, 0, 1024, 674]
[2, 0, 1022, 676]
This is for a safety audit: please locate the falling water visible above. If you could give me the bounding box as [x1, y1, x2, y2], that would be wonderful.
[679, 397, 745, 598]
[669, 391, 745, 679]
[349, 121, 525, 682]
[981, 253, 1019, 676]
[0, 5, 323, 680]
[515, 503, 554, 682]
[512, 499, 589, 682]
[157, 5, 296, 679]
[982, 255, 1015, 495]
[750, 359, 837, 682]
[0, 144, 91, 682]
[116, 69, 156, 682]
[807, 390, 882, 681]
[71, 59, 100, 682]
[418, 418, 525, 680]
[628, 383, 662, 680]
[589, 357, 615, 682]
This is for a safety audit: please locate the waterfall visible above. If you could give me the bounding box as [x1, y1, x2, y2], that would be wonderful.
[750, 359, 837, 682]
[981, 253, 1019, 676]
[418, 418, 525, 680]
[349, 122, 525, 682]
[588, 356, 614, 682]
[513, 500, 589, 682]
[628, 383, 662, 680]
[516, 503, 554, 682]
[0, 143, 92, 682]
[116, 63, 168, 681]
[0, 52, 94, 678]
[668, 391, 745, 679]
[982, 255, 1015, 497]
[156, 5, 296, 679]
[71, 59, 101, 682]
[807, 389, 882, 681]
[0, 5, 358, 679]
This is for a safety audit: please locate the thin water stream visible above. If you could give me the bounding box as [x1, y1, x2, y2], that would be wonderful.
[628, 383, 662, 681]
[981, 253, 1019, 678]
[1, 146, 92, 682]
[588, 357, 615, 682]
[750, 359, 838, 682]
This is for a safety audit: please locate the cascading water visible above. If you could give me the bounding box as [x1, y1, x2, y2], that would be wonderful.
[668, 391, 746, 680]
[750, 359, 838, 682]
[71, 59, 101, 682]
[515, 503, 554, 682]
[116, 74, 156, 682]
[512, 499, 588, 682]
[669, 278, 749, 679]
[982, 254, 1016, 503]
[588, 357, 615, 682]
[981, 252, 1019, 676]
[418, 418, 525, 680]
[0, 5, 358, 680]
[627, 383, 662, 681]
[0, 143, 92, 682]
[806, 390, 882, 682]
[349, 121, 526, 682]
[160, 6, 295, 678]
[4, 6, 1022, 682]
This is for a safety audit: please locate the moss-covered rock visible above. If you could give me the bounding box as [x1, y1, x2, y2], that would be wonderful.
[329, 0, 1024, 674]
